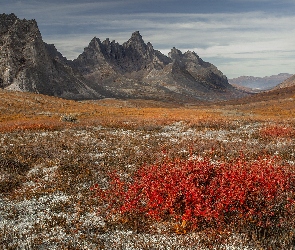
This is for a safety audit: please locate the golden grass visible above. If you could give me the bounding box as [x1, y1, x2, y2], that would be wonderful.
[1, 87, 295, 132]
[1, 86, 295, 133]
[0, 90, 218, 131]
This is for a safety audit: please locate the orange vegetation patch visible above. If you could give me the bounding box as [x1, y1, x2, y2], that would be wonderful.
[0, 117, 64, 132]
[3, 88, 295, 133]
[0, 90, 230, 132]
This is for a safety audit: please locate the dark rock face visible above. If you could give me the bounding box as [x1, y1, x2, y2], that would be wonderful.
[0, 13, 43, 90]
[169, 48, 229, 90]
[0, 14, 245, 102]
[0, 13, 101, 99]
[73, 31, 171, 75]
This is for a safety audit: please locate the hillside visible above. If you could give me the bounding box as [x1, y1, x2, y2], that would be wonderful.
[274, 74, 295, 89]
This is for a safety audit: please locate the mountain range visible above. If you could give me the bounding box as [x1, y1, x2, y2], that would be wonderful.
[0, 13, 248, 103]
[2, 13, 295, 103]
[228, 73, 293, 91]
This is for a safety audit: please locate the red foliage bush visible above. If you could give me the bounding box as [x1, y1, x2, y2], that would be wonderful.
[91, 156, 295, 232]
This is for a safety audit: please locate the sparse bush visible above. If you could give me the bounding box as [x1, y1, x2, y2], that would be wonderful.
[60, 114, 78, 123]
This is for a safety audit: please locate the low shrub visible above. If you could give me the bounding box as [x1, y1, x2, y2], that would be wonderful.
[260, 125, 295, 138]
[60, 114, 78, 123]
[0, 156, 30, 193]
[91, 155, 295, 246]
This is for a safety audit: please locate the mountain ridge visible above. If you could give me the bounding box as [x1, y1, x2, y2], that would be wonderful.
[0, 13, 246, 102]
[228, 73, 293, 91]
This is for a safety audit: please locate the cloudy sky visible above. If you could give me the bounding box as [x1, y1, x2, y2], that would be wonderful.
[2, 0, 295, 78]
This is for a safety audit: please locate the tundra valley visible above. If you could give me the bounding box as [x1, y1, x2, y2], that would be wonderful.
[1, 13, 295, 249]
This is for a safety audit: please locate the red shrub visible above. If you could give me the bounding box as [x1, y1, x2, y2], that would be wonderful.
[91, 156, 295, 232]
[260, 125, 295, 138]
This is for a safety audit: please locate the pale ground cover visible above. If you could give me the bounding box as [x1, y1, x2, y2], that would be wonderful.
[0, 120, 294, 249]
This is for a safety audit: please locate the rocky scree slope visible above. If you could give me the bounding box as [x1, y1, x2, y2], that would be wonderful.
[0, 13, 244, 102]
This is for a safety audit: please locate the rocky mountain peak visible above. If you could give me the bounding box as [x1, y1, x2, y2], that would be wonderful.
[169, 49, 201, 63]
[0, 13, 39, 39]
[128, 31, 144, 43]
[0, 13, 18, 32]
[101, 38, 118, 48]
[123, 31, 150, 57]
[80, 37, 105, 62]
[169, 47, 183, 60]
[0, 12, 17, 20]
[89, 37, 101, 48]
[184, 50, 199, 59]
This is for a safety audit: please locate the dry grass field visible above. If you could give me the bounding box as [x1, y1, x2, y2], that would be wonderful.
[0, 88, 295, 249]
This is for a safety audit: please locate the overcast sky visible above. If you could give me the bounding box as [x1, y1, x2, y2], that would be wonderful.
[2, 0, 295, 78]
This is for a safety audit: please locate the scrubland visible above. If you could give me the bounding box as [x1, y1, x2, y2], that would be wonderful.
[0, 89, 295, 249]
